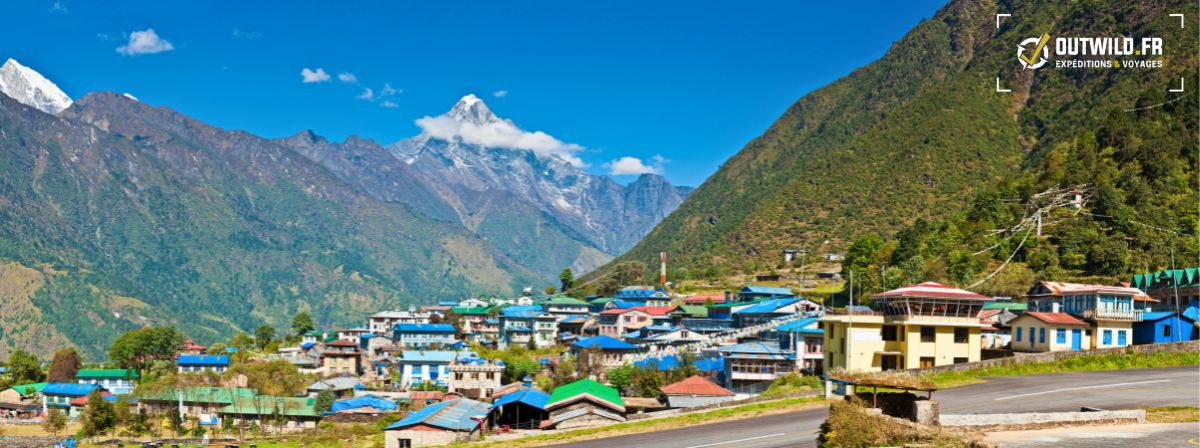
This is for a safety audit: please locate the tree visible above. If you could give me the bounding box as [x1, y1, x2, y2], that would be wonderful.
[291, 311, 315, 335]
[502, 357, 541, 384]
[243, 359, 306, 397]
[559, 268, 575, 292]
[607, 365, 633, 393]
[5, 349, 42, 383]
[80, 389, 117, 439]
[253, 325, 276, 350]
[47, 348, 82, 383]
[313, 390, 336, 414]
[109, 327, 185, 371]
[543, 286, 556, 295]
[42, 408, 67, 437]
[229, 332, 254, 353]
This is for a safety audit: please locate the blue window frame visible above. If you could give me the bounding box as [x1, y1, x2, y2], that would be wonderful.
[1016, 327, 1022, 341]
[1117, 330, 1127, 346]
[1039, 328, 1045, 344]
[1056, 328, 1066, 344]
[1102, 330, 1112, 345]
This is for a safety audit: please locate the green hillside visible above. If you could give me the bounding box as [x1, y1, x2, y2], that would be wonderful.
[592, 0, 1197, 291]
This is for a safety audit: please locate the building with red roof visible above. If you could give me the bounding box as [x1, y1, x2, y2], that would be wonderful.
[821, 282, 990, 372]
[1009, 312, 1093, 353]
[660, 375, 736, 408]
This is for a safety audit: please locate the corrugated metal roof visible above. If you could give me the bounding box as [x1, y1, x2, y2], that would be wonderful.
[176, 355, 230, 366]
[75, 369, 138, 379]
[42, 383, 101, 397]
[740, 286, 796, 296]
[394, 323, 456, 333]
[491, 387, 549, 409]
[660, 375, 733, 396]
[546, 379, 624, 411]
[386, 398, 489, 431]
[571, 336, 638, 351]
[872, 282, 989, 300]
[1019, 312, 1089, 326]
[735, 298, 800, 314]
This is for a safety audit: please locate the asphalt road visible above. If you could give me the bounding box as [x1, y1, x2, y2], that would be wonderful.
[540, 366, 1200, 448]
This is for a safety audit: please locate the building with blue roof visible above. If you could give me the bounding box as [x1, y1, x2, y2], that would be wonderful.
[777, 317, 824, 374]
[738, 285, 796, 302]
[1133, 311, 1197, 344]
[490, 387, 549, 428]
[570, 336, 642, 367]
[384, 398, 491, 448]
[717, 342, 794, 392]
[40, 383, 102, 413]
[392, 323, 457, 348]
[176, 355, 230, 374]
[396, 351, 478, 388]
[733, 298, 815, 326]
[615, 287, 672, 306]
[498, 305, 557, 349]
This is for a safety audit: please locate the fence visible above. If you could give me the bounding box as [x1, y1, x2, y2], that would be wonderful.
[904, 340, 1199, 375]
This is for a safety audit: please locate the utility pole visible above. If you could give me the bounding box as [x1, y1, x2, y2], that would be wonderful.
[847, 269, 853, 371]
[798, 248, 808, 290]
[1170, 246, 1182, 343]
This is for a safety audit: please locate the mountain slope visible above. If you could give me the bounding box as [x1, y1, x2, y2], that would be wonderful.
[0, 91, 542, 358]
[597, 0, 1197, 281]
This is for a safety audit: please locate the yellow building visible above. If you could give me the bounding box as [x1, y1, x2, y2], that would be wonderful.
[822, 282, 988, 371]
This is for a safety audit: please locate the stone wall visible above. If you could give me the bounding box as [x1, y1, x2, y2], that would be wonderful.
[941, 410, 1145, 432]
[905, 341, 1199, 374]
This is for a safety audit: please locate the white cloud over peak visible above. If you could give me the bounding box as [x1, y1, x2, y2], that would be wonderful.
[337, 72, 357, 83]
[300, 67, 330, 83]
[493, 90, 508, 98]
[356, 87, 374, 101]
[117, 29, 174, 56]
[605, 155, 665, 176]
[415, 114, 586, 167]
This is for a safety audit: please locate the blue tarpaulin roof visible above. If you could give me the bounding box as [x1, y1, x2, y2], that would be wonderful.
[492, 388, 549, 410]
[301, 342, 316, 350]
[635, 355, 724, 371]
[1184, 305, 1199, 322]
[500, 305, 545, 318]
[176, 355, 230, 366]
[386, 398, 490, 431]
[329, 395, 398, 413]
[777, 317, 822, 334]
[740, 286, 796, 296]
[572, 335, 639, 350]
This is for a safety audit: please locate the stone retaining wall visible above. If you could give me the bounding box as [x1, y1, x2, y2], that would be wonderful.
[941, 409, 1145, 431]
[906, 341, 1199, 374]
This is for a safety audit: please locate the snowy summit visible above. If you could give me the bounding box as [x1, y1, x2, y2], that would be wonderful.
[0, 58, 73, 114]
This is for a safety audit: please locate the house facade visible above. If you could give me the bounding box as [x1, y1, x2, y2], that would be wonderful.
[822, 282, 987, 372]
[177, 355, 230, 374]
[370, 309, 432, 334]
[496, 306, 557, 349]
[393, 324, 457, 348]
[75, 369, 138, 395]
[1026, 282, 1148, 349]
[1010, 312, 1092, 352]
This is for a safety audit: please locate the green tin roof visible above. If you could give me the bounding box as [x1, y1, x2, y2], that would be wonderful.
[546, 378, 623, 410]
[540, 296, 588, 306]
[671, 305, 708, 317]
[76, 369, 139, 379]
[982, 302, 1028, 311]
[220, 396, 319, 417]
[138, 387, 256, 404]
[11, 382, 48, 396]
[451, 306, 491, 315]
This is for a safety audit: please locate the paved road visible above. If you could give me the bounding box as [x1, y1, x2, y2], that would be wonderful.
[986, 422, 1200, 447]
[541, 366, 1200, 448]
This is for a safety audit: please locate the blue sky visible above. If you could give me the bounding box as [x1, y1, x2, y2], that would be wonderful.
[2, 0, 947, 186]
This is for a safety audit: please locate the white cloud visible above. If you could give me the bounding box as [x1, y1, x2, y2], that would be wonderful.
[49, 1, 68, 14]
[605, 155, 665, 176]
[415, 114, 586, 167]
[231, 28, 261, 40]
[116, 28, 175, 56]
[380, 100, 398, 108]
[337, 72, 357, 83]
[300, 67, 330, 83]
[493, 90, 508, 98]
[356, 87, 374, 101]
[381, 83, 400, 96]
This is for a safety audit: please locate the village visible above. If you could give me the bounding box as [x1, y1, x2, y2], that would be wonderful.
[0, 265, 1197, 448]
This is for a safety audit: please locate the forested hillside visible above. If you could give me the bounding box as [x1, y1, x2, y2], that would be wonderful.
[592, 0, 1197, 294]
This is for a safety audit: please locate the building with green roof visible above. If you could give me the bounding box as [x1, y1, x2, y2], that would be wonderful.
[138, 387, 256, 420]
[541, 296, 590, 315]
[76, 369, 139, 394]
[1133, 268, 1199, 310]
[982, 302, 1028, 311]
[219, 396, 321, 431]
[10, 382, 47, 397]
[544, 379, 625, 429]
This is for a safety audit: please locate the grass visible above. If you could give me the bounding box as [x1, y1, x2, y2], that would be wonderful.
[924, 350, 1200, 388]
[1144, 406, 1200, 423]
[818, 398, 984, 448]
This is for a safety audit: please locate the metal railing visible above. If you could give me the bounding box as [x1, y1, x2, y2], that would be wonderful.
[1084, 309, 1143, 321]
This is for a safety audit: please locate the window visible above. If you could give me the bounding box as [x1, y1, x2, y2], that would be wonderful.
[954, 328, 968, 344]
[1016, 327, 1022, 341]
[953, 357, 968, 364]
[882, 325, 898, 341]
[396, 439, 412, 448]
[919, 357, 935, 368]
[1163, 325, 1172, 337]
[920, 327, 935, 343]
[1102, 330, 1112, 345]
[1039, 328, 1045, 344]
[1056, 329, 1066, 344]
[1117, 330, 1127, 346]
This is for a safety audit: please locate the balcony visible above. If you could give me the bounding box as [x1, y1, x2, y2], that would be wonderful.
[1084, 309, 1143, 322]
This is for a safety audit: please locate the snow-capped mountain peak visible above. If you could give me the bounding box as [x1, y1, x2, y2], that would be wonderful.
[0, 58, 73, 114]
[447, 93, 499, 125]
